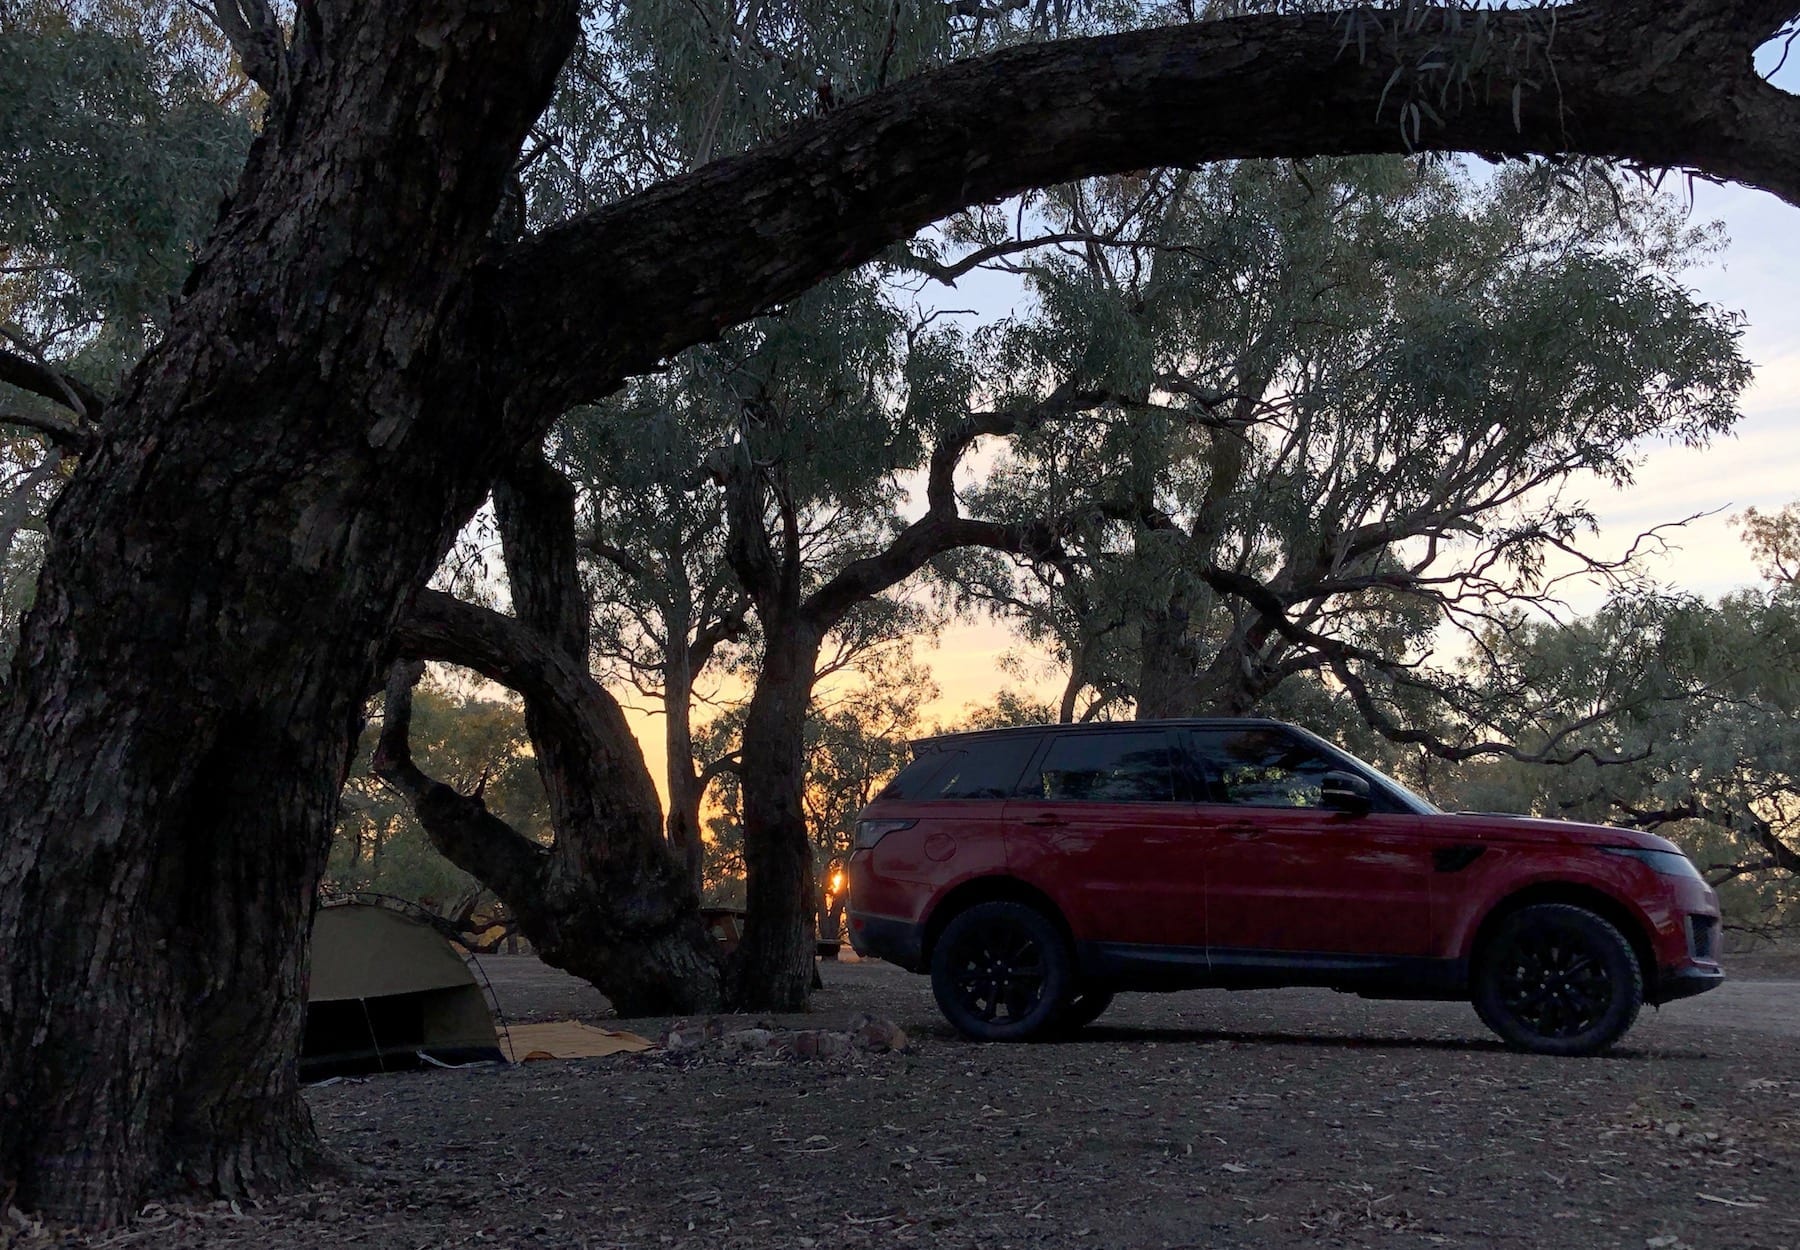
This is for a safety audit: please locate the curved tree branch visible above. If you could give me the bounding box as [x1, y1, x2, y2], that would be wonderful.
[192, 0, 290, 99]
[492, 1, 1800, 413]
[370, 659, 551, 901]
[0, 346, 106, 419]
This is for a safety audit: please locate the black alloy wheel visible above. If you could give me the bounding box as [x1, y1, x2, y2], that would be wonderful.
[1472, 903, 1643, 1056]
[930, 901, 1072, 1041]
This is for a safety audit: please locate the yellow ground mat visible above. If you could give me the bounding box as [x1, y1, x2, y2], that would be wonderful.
[504, 1021, 656, 1062]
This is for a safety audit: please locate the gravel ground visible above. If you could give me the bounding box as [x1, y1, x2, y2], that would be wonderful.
[11, 957, 1800, 1250]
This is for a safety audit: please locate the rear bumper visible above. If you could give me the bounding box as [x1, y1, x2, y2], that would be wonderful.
[1651, 962, 1725, 1005]
[847, 911, 924, 972]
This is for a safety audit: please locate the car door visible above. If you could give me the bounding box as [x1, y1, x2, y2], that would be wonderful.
[1188, 726, 1434, 959]
[1003, 727, 1208, 950]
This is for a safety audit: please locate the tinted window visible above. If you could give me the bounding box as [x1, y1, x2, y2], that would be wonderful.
[1028, 731, 1175, 803]
[1188, 728, 1340, 808]
[927, 735, 1042, 800]
[875, 751, 954, 800]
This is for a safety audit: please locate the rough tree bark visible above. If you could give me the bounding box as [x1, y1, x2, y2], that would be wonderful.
[3, 0, 1796, 1223]
[0, 0, 578, 1222]
[377, 453, 723, 1014]
[731, 621, 830, 1009]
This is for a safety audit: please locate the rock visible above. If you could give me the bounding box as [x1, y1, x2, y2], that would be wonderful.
[784, 1030, 850, 1059]
[660, 1016, 726, 1052]
[846, 1013, 908, 1053]
[724, 1028, 773, 1052]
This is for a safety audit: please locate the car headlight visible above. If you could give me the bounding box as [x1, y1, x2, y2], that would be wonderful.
[1602, 846, 1706, 882]
[853, 818, 915, 850]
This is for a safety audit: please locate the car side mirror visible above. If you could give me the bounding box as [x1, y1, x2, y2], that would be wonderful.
[1320, 771, 1372, 814]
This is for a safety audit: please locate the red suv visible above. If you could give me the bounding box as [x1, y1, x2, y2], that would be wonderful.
[846, 719, 1723, 1055]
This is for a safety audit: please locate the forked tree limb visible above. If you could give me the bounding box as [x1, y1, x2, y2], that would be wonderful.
[370, 658, 551, 903]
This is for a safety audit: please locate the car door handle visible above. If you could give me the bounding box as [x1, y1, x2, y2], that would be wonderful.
[1222, 823, 1260, 840]
[1024, 815, 1068, 827]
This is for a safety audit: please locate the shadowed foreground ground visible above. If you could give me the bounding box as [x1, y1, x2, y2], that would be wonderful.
[11, 955, 1799, 1249]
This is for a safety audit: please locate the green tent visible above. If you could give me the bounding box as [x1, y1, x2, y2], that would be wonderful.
[301, 902, 504, 1078]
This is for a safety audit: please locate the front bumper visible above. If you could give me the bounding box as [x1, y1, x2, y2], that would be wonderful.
[1651, 962, 1725, 1005]
[847, 911, 925, 971]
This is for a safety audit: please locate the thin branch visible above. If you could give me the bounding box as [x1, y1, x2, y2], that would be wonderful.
[0, 407, 96, 455]
[0, 343, 106, 419]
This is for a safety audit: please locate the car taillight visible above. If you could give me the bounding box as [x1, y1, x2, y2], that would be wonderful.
[853, 818, 916, 850]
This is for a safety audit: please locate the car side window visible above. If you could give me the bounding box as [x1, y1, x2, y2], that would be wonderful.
[929, 736, 1042, 800]
[1028, 731, 1176, 803]
[1188, 728, 1341, 808]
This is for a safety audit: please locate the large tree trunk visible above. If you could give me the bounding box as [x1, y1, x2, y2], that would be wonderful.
[1134, 591, 1210, 719]
[0, 1, 576, 1223]
[730, 622, 825, 1010]
[382, 455, 723, 1014]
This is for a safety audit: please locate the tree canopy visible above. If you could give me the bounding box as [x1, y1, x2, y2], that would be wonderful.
[941, 157, 1750, 733]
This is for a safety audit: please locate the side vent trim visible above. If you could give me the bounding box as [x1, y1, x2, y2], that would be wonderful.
[1433, 845, 1487, 874]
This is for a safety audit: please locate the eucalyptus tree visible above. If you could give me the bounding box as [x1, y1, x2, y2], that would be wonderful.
[558, 396, 749, 891]
[4, 0, 1800, 1224]
[374, 446, 726, 1015]
[366, 0, 1100, 1011]
[1435, 506, 1800, 928]
[0, 2, 249, 664]
[948, 158, 1750, 739]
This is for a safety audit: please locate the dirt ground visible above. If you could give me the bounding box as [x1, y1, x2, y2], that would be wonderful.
[12, 956, 1800, 1250]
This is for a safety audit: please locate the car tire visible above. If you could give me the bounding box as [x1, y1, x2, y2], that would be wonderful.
[1472, 903, 1643, 1056]
[931, 901, 1072, 1041]
[1055, 987, 1116, 1033]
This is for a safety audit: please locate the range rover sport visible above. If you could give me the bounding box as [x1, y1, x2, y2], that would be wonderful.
[845, 719, 1723, 1055]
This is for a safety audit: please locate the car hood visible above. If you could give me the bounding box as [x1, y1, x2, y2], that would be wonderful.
[1442, 811, 1684, 854]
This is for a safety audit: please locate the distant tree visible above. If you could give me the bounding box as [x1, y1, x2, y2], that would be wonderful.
[558, 399, 749, 891]
[1432, 509, 1800, 934]
[942, 158, 1750, 748]
[803, 643, 938, 943]
[944, 687, 1061, 730]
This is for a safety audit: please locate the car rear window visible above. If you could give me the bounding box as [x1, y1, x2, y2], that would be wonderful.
[874, 751, 954, 800]
[1027, 731, 1176, 803]
[899, 735, 1042, 801]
